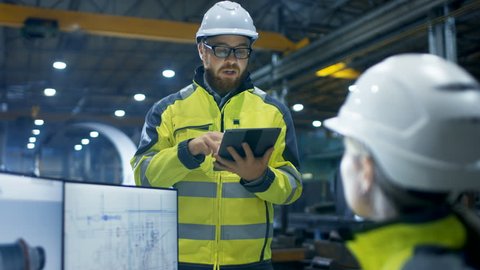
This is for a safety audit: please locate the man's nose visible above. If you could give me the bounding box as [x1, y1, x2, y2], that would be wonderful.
[224, 51, 237, 62]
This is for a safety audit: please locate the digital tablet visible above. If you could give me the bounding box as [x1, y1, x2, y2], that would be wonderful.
[218, 128, 281, 161]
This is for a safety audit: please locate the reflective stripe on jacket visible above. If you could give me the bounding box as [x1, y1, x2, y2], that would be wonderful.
[131, 67, 302, 268]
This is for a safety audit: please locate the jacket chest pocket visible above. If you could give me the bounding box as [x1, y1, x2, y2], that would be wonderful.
[173, 123, 213, 144]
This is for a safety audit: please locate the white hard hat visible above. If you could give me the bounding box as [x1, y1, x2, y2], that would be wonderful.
[325, 53, 480, 192]
[196, 1, 258, 41]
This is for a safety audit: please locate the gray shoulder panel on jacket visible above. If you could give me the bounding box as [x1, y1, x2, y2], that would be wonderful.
[402, 251, 474, 270]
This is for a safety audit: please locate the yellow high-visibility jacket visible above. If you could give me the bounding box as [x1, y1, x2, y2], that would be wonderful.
[131, 67, 302, 270]
[346, 209, 480, 270]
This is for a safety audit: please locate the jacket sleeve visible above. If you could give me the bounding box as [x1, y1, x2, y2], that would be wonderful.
[240, 101, 302, 205]
[130, 99, 205, 188]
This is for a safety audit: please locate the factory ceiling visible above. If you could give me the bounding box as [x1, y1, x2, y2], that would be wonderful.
[1, 0, 479, 156]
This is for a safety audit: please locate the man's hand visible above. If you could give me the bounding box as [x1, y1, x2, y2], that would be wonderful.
[188, 131, 223, 156]
[214, 143, 274, 181]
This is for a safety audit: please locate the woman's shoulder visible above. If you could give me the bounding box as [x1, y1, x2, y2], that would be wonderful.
[402, 247, 477, 270]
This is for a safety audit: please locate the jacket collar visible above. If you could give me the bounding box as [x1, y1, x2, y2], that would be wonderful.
[346, 210, 467, 270]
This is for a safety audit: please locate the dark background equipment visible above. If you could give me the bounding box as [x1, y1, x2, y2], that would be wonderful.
[0, 239, 45, 270]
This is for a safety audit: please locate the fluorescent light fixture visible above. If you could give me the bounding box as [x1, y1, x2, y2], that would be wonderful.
[316, 62, 359, 79]
[32, 129, 40, 135]
[330, 69, 359, 79]
[134, 93, 146, 101]
[53, 61, 67, 70]
[114, 110, 125, 117]
[89, 131, 99, 138]
[81, 138, 90, 145]
[162, 69, 175, 78]
[316, 62, 346, 77]
[312, 120, 322, 127]
[44, 88, 56, 96]
[29, 137, 36, 143]
[27, 143, 35, 149]
[292, 104, 304, 112]
[74, 144, 82, 151]
[34, 119, 44, 126]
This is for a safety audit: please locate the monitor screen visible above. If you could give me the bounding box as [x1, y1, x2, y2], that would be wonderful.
[64, 182, 178, 270]
[0, 173, 63, 270]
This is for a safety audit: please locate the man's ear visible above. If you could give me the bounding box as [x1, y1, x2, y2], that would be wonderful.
[197, 43, 204, 61]
[360, 157, 375, 194]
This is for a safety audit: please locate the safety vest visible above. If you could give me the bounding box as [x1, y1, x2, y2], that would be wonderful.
[131, 67, 302, 269]
[346, 211, 474, 270]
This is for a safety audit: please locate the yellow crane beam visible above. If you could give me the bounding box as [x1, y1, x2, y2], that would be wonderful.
[0, 3, 301, 52]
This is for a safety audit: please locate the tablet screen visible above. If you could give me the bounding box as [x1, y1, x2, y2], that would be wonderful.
[218, 128, 281, 160]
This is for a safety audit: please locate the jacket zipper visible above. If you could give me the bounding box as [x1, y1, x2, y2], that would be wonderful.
[220, 97, 232, 132]
[214, 172, 222, 270]
[214, 104, 225, 270]
[259, 201, 270, 261]
[220, 113, 225, 132]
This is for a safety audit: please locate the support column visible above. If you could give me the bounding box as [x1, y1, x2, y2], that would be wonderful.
[428, 3, 457, 62]
[0, 122, 7, 171]
[62, 148, 71, 179]
[83, 144, 92, 181]
[444, 5, 457, 63]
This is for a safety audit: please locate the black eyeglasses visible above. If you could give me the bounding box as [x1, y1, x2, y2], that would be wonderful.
[203, 42, 252, 59]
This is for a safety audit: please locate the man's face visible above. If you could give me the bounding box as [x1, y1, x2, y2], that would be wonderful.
[198, 35, 251, 94]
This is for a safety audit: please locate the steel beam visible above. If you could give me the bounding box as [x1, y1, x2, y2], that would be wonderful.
[252, 0, 453, 85]
[0, 111, 145, 127]
[0, 3, 296, 51]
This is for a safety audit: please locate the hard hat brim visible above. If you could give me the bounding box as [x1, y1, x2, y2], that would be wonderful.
[324, 117, 348, 137]
[196, 28, 258, 40]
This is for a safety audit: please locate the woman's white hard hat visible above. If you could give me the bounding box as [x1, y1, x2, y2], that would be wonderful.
[325, 53, 480, 192]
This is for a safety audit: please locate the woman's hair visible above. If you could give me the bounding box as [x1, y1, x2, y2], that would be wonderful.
[344, 137, 449, 215]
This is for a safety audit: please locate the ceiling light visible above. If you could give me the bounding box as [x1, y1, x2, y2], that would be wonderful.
[302, 173, 313, 180]
[89, 131, 99, 138]
[348, 85, 358, 92]
[312, 120, 322, 127]
[162, 69, 175, 78]
[27, 143, 35, 149]
[81, 138, 90, 145]
[53, 61, 67, 70]
[29, 137, 36, 143]
[74, 144, 82, 151]
[134, 93, 146, 101]
[44, 88, 56, 96]
[292, 104, 304, 112]
[32, 129, 40, 135]
[0, 102, 7, 112]
[114, 110, 125, 117]
[34, 119, 44, 126]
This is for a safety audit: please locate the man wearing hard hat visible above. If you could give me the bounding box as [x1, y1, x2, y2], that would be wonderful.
[325, 54, 480, 270]
[131, 2, 302, 270]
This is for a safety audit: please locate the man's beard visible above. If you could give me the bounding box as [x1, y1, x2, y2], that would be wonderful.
[205, 64, 246, 95]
